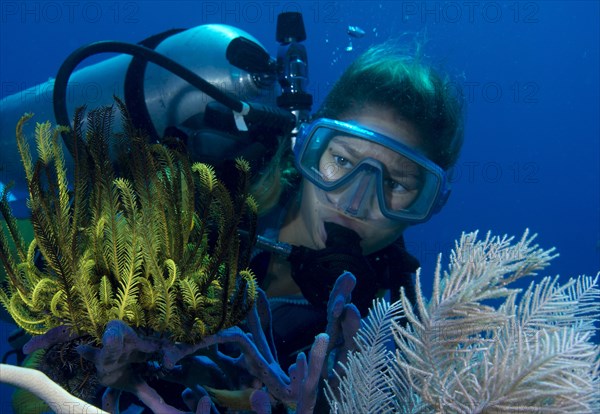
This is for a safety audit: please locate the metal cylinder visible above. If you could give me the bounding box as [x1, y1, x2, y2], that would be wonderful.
[0, 24, 275, 217]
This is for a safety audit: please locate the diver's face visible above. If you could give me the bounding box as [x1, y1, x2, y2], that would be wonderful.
[297, 106, 424, 254]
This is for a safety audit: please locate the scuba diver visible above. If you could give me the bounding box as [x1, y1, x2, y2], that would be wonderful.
[247, 41, 464, 369]
[0, 10, 464, 412]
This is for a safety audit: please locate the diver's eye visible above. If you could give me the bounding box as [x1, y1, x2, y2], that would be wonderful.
[334, 155, 354, 169]
[385, 178, 409, 193]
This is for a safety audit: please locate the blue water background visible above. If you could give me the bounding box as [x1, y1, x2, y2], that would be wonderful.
[1, 1, 598, 412]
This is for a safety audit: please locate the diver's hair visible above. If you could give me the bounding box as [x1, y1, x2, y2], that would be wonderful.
[250, 135, 298, 214]
[251, 40, 465, 215]
[316, 41, 464, 170]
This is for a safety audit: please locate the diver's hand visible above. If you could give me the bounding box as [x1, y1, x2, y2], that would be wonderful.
[325, 271, 361, 355]
[287, 222, 377, 314]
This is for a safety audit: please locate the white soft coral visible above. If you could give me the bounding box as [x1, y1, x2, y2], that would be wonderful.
[327, 230, 600, 414]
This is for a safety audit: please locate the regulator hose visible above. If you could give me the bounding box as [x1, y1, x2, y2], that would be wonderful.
[53, 40, 294, 156]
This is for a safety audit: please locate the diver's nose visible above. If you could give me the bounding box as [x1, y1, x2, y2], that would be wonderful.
[337, 169, 378, 219]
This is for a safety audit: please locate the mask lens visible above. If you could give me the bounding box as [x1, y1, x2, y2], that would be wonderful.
[295, 119, 447, 222]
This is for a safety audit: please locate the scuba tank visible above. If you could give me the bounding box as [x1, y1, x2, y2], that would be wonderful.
[1, 15, 308, 217]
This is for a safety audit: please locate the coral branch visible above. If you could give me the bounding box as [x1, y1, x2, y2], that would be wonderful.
[0, 363, 109, 414]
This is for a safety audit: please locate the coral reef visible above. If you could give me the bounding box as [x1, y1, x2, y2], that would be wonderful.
[2, 276, 358, 413]
[1, 107, 598, 413]
[2, 227, 598, 413]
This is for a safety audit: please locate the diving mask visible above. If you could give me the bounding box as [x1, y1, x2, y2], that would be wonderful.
[293, 118, 450, 223]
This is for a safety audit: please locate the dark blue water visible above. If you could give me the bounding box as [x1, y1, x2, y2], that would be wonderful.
[1, 1, 598, 412]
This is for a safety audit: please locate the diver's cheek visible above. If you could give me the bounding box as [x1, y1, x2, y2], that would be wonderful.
[314, 220, 327, 249]
[305, 195, 329, 250]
